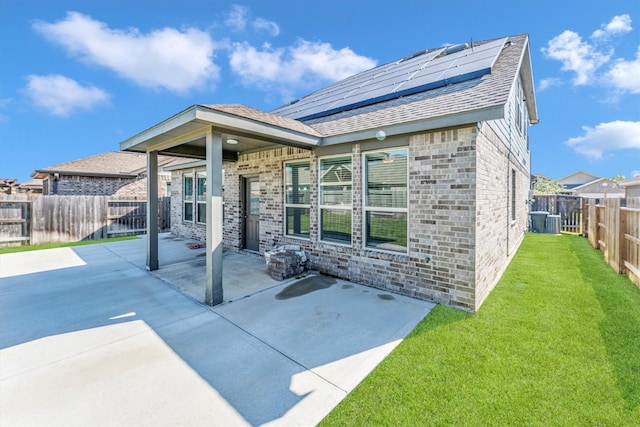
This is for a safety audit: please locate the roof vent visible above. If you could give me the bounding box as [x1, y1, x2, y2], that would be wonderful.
[444, 43, 468, 55]
[399, 49, 428, 63]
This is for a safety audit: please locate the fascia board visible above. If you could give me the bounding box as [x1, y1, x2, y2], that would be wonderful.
[195, 107, 321, 147]
[120, 106, 199, 152]
[320, 105, 505, 146]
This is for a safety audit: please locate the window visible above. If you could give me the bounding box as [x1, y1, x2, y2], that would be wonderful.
[511, 169, 516, 221]
[319, 156, 352, 244]
[183, 173, 193, 222]
[196, 171, 206, 223]
[166, 182, 171, 197]
[364, 148, 408, 253]
[285, 161, 311, 238]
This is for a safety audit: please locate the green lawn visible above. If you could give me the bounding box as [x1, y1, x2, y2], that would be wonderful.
[321, 233, 640, 426]
[0, 236, 138, 254]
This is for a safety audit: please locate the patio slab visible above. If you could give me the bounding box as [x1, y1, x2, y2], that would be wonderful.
[0, 235, 435, 426]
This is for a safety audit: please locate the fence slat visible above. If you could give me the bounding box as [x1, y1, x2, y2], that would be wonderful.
[582, 196, 640, 288]
[0, 195, 170, 246]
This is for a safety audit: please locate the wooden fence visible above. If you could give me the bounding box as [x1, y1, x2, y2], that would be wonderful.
[584, 197, 640, 288]
[0, 196, 171, 246]
[532, 195, 583, 233]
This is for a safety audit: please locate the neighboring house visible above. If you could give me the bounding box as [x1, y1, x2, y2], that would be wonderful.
[558, 171, 624, 198]
[558, 171, 600, 192]
[0, 178, 19, 195]
[17, 179, 43, 195]
[570, 177, 624, 199]
[121, 34, 538, 312]
[620, 175, 640, 200]
[32, 151, 187, 197]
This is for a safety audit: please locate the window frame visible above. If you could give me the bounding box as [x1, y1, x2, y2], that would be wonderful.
[318, 154, 353, 246]
[362, 147, 409, 254]
[196, 171, 207, 224]
[183, 172, 194, 223]
[284, 160, 311, 240]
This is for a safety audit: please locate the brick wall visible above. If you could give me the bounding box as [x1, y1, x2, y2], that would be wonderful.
[51, 174, 170, 198]
[170, 169, 206, 242]
[219, 130, 478, 310]
[475, 121, 529, 308]
[224, 147, 312, 252]
[170, 125, 526, 312]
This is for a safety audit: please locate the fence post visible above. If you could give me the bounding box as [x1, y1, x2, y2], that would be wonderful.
[581, 197, 586, 236]
[618, 205, 627, 274]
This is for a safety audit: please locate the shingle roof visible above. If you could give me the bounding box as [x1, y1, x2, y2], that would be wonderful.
[33, 151, 187, 178]
[18, 178, 43, 188]
[302, 34, 528, 137]
[201, 104, 323, 137]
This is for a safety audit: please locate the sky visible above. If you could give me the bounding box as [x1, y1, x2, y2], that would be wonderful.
[1, 0, 639, 183]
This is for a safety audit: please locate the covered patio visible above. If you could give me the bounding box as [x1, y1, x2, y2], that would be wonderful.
[120, 104, 321, 305]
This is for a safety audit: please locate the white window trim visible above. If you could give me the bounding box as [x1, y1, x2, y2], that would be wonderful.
[362, 147, 409, 255]
[183, 172, 194, 224]
[284, 159, 311, 240]
[182, 168, 208, 225]
[318, 154, 353, 246]
[196, 171, 207, 225]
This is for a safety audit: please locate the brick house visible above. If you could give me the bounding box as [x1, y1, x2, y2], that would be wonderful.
[16, 179, 43, 195]
[558, 171, 624, 198]
[32, 151, 185, 197]
[121, 34, 538, 312]
[620, 176, 640, 200]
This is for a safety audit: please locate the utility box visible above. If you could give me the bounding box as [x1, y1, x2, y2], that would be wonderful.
[546, 215, 561, 234]
[529, 211, 549, 233]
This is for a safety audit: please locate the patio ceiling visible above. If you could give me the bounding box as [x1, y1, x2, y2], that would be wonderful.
[120, 104, 322, 160]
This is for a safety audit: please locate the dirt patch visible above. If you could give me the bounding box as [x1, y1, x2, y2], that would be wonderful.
[378, 294, 395, 300]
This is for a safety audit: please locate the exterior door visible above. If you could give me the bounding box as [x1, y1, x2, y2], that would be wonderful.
[244, 177, 260, 251]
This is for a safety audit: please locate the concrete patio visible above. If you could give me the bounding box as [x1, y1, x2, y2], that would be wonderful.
[0, 234, 435, 426]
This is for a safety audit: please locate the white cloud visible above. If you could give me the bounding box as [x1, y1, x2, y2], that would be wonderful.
[33, 11, 219, 94]
[229, 39, 376, 98]
[538, 77, 562, 91]
[224, 5, 279, 37]
[592, 14, 632, 39]
[542, 14, 639, 94]
[541, 30, 610, 85]
[565, 120, 640, 158]
[24, 74, 109, 116]
[253, 18, 280, 37]
[0, 98, 10, 124]
[632, 170, 640, 177]
[225, 5, 248, 31]
[606, 47, 640, 94]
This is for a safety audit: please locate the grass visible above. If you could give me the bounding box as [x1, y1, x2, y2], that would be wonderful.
[320, 233, 640, 426]
[0, 236, 138, 254]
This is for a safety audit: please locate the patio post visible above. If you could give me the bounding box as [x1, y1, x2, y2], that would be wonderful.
[205, 129, 224, 305]
[146, 150, 159, 271]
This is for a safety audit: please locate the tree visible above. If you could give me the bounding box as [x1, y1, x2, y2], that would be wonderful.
[610, 175, 626, 182]
[533, 174, 564, 194]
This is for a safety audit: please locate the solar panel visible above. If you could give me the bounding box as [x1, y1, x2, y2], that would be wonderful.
[273, 37, 507, 121]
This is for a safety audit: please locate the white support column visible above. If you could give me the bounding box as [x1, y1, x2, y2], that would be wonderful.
[146, 150, 159, 271]
[205, 129, 224, 305]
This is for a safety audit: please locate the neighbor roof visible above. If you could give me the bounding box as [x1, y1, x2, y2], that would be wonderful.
[32, 151, 189, 179]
